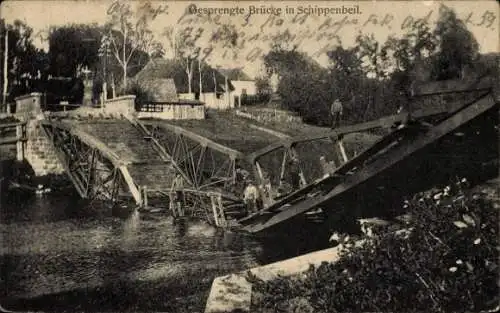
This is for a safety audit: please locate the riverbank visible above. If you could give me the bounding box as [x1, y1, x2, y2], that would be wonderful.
[203, 175, 499, 313]
[248, 176, 499, 312]
[1, 159, 70, 195]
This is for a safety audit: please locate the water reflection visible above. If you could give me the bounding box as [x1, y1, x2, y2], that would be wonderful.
[121, 209, 139, 250]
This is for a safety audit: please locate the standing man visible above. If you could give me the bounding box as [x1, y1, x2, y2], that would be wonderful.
[243, 179, 260, 215]
[170, 173, 185, 217]
[288, 156, 301, 191]
[330, 98, 343, 129]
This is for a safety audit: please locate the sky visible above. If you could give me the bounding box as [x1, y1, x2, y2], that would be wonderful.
[1, 0, 498, 78]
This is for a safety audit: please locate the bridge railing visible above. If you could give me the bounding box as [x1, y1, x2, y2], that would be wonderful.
[42, 102, 81, 112]
[136, 100, 205, 120]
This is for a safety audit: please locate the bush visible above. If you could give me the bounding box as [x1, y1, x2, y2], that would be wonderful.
[250, 179, 499, 312]
[119, 82, 154, 111]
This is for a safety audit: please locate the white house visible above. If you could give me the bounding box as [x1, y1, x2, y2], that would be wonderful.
[219, 68, 256, 107]
[134, 58, 236, 110]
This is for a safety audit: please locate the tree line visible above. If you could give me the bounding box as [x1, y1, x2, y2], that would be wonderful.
[1, 4, 496, 111]
[256, 5, 498, 126]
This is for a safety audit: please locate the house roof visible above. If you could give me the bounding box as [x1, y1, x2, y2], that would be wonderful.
[218, 68, 253, 81]
[138, 78, 178, 102]
[133, 58, 234, 94]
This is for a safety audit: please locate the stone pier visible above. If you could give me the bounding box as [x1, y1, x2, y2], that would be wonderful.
[24, 117, 64, 176]
[14, 93, 64, 177]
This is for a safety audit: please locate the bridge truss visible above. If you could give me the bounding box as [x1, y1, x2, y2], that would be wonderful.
[141, 121, 248, 223]
[238, 77, 498, 234]
[37, 77, 497, 232]
[41, 119, 141, 206]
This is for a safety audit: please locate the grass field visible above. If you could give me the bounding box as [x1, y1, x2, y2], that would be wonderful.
[163, 111, 282, 155]
[164, 110, 381, 156]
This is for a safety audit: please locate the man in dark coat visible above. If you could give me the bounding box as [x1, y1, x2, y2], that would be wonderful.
[330, 99, 343, 129]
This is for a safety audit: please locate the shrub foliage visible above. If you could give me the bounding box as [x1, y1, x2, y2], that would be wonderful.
[250, 180, 499, 312]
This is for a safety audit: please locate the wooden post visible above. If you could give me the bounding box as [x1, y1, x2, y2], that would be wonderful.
[255, 161, 265, 186]
[231, 158, 236, 185]
[16, 124, 23, 161]
[169, 192, 176, 217]
[217, 193, 226, 227]
[211, 193, 219, 227]
[290, 147, 307, 186]
[338, 140, 349, 163]
[279, 150, 288, 182]
[2, 28, 8, 109]
[143, 185, 148, 210]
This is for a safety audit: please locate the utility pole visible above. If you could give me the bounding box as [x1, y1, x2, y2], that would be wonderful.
[198, 59, 202, 101]
[213, 69, 217, 95]
[99, 35, 111, 106]
[2, 28, 8, 110]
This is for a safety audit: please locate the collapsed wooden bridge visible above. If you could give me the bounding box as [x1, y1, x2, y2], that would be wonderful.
[39, 77, 498, 234]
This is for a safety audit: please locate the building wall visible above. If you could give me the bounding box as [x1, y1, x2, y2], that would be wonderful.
[231, 81, 257, 96]
[137, 104, 205, 120]
[104, 95, 136, 116]
[180, 92, 234, 110]
[14, 93, 42, 116]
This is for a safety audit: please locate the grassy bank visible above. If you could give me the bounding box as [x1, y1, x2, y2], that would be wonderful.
[250, 177, 499, 313]
[162, 110, 280, 155]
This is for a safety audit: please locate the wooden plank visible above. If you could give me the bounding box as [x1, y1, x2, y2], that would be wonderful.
[0, 137, 27, 145]
[413, 77, 492, 96]
[129, 118, 194, 187]
[118, 165, 142, 205]
[338, 140, 349, 163]
[247, 93, 491, 164]
[247, 113, 408, 162]
[0, 121, 26, 129]
[242, 94, 497, 233]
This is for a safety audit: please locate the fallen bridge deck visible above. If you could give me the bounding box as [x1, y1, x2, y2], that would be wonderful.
[238, 84, 498, 234]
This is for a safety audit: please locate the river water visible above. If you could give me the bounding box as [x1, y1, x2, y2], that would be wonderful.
[0, 187, 273, 312]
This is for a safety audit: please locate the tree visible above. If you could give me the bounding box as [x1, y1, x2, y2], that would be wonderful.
[377, 18, 436, 116]
[263, 44, 310, 80]
[326, 44, 370, 121]
[105, 0, 163, 88]
[163, 23, 238, 97]
[264, 45, 331, 123]
[176, 27, 201, 95]
[356, 33, 385, 79]
[48, 24, 102, 77]
[430, 5, 479, 80]
[255, 76, 272, 99]
[0, 19, 45, 102]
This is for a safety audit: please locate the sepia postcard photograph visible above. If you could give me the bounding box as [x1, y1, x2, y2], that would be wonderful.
[0, 0, 498, 312]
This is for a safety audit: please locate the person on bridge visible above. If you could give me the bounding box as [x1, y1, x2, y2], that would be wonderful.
[288, 156, 301, 191]
[243, 180, 260, 215]
[170, 173, 185, 218]
[319, 155, 336, 178]
[330, 98, 343, 129]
